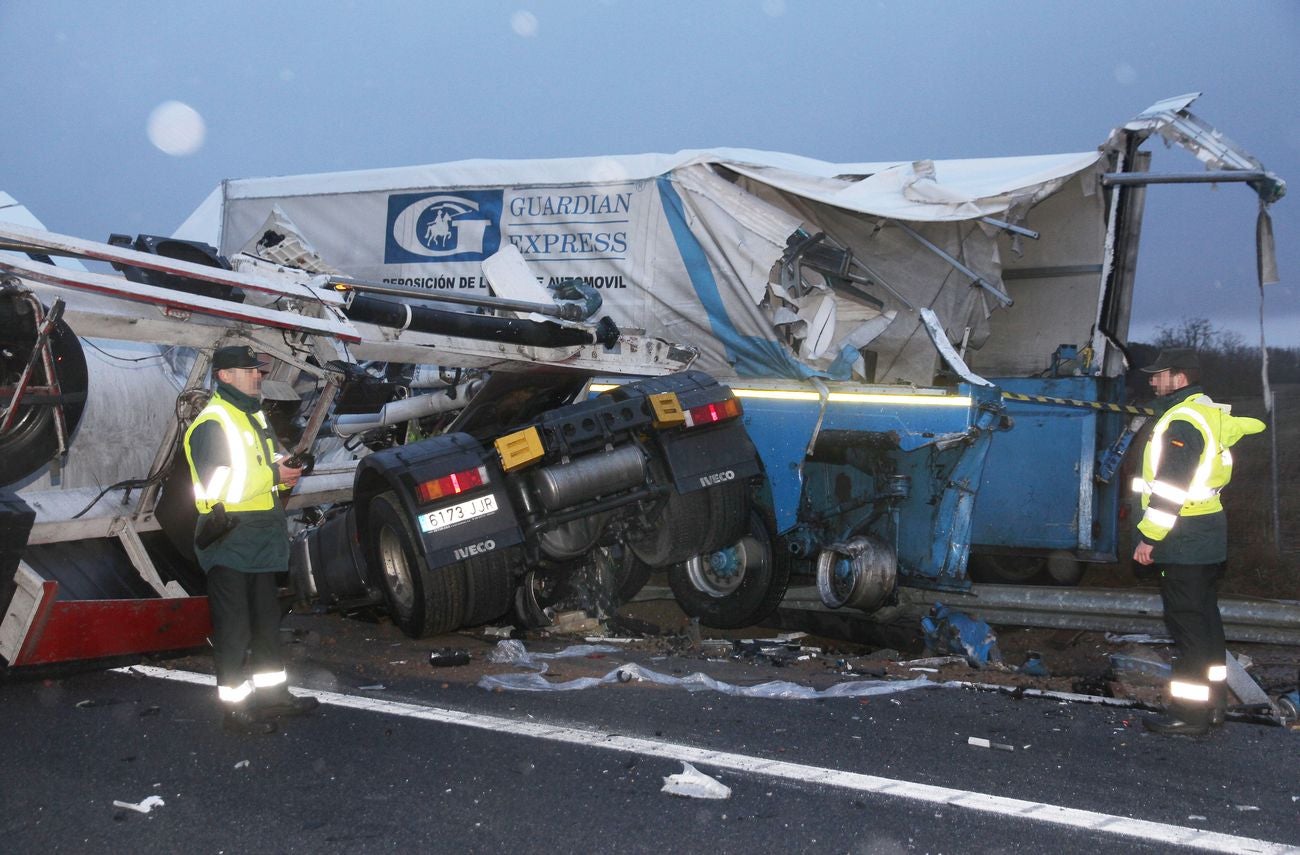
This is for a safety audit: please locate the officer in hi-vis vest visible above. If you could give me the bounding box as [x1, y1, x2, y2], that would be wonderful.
[1131, 348, 1265, 736]
[184, 345, 318, 734]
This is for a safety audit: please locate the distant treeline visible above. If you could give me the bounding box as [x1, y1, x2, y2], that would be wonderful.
[1128, 317, 1300, 398]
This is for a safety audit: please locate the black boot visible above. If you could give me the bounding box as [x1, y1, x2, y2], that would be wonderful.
[1143, 707, 1210, 737]
[1210, 684, 1227, 728]
[223, 707, 277, 735]
[255, 686, 320, 719]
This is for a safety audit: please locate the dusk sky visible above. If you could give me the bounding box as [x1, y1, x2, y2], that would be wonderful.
[4, 1, 1296, 347]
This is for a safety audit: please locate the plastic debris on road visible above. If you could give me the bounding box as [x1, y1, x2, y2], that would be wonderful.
[661, 762, 731, 799]
[1104, 632, 1173, 645]
[486, 639, 620, 667]
[112, 796, 165, 814]
[479, 658, 939, 700]
[1108, 651, 1170, 681]
[921, 603, 1002, 667]
[1019, 651, 1050, 677]
[428, 648, 471, 667]
[967, 736, 1014, 751]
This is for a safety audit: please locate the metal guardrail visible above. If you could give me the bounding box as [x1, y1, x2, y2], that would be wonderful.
[634, 584, 1300, 646]
[780, 584, 1300, 646]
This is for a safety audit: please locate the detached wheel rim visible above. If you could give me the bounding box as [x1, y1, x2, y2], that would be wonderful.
[377, 525, 415, 611]
[686, 534, 767, 598]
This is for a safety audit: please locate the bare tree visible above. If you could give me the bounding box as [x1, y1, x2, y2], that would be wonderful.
[1154, 316, 1243, 352]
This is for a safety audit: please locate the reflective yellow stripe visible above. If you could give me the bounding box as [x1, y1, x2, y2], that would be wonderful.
[197, 465, 231, 502]
[1169, 680, 1211, 703]
[1148, 479, 1189, 504]
[218, 681, 253, 703]
[1142, 507, 1178, 529]
[1149, 404, 1219, 501]
[202, 405, 249, 505]
[252, 669, 287, 688]
[185, 394, 277, 514]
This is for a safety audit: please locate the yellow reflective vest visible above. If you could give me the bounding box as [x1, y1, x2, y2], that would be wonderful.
[184, 391, 279, 514]
[1132, 391, 1265, 542]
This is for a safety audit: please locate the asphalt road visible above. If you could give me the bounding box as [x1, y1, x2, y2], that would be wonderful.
[3, 613, 1298, 855]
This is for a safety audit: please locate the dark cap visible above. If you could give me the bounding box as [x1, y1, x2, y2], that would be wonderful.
[1140, 348, 1200, 374]
[212, 345, 267, 371]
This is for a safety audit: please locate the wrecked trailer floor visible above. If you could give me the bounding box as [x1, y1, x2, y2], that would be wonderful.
[4, 597, 1300, 854]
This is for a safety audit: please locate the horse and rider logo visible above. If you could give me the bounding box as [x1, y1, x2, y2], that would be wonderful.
[385, 190, 502, 263]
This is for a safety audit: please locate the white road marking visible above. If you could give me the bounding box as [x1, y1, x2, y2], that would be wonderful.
[117, 665, 1295, 854]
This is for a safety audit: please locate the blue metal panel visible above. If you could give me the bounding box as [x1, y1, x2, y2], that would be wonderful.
[969, 376, 1123, 558]
[734, 385, 981, 533]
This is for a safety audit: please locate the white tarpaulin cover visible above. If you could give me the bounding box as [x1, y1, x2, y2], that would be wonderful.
[177, 147, 1105, 385]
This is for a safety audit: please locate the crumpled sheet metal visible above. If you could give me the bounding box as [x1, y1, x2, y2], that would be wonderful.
[478, 644, 940, 700]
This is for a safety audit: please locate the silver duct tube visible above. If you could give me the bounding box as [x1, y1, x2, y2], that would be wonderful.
[332, 380, 482, 437]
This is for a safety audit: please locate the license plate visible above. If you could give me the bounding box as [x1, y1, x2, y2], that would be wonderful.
[417, 494, 498, 533]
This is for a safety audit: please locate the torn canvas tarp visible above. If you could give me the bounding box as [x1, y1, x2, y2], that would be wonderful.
[176, 146, 1104, 385]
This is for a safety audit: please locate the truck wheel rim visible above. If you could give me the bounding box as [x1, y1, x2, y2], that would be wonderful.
[377, 526, 415, 610]
[686, 534, 765, 598]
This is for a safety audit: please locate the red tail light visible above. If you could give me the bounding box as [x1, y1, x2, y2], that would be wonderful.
[415, 465, 488, 504]
[684, 396, 742, 427]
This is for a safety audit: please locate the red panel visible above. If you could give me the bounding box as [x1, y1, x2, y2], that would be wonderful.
[15, 595, 212, 667]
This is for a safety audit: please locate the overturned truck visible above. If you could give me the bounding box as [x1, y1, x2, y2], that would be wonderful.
[1, 93, 1284, 674]
[174, 93, 1285, 629]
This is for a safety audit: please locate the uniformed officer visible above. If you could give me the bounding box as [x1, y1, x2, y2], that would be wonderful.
[1131, 348, 1265, 736]
[183, 344, 319, 734]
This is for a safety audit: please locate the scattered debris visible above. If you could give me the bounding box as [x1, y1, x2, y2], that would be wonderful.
[684, 617, 702, 649]
[1019, 652, 1050, 678]
[921, 604, 1002, 667]
[898, 656, 966, 669]
[357, 684, 386, 691]
[1105, 633, 1172, 645]
[75, 698, 124, 709]
[479, 659, 938, 700]
[545, 611, 604, 637]
[661, 762, 730, 800]
[112, 796, 165, 814]
[731, 638, 818, 666]
[967, 736, 1014, 752]
[1108, 651, 1169, 682]
[428, 648, 471, 667]
[486, 639, 620, 668]
[482, 626, 513, 639]
[1225, 653, 1272, 708]
[234, 760, 250, 770]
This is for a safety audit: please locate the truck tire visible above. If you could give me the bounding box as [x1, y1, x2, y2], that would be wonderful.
[459, 547, 517, 627]
[629, 479, 749, 568]
[969, 553, 1085, 587]
[668, 510, 790, 629]
[587, 543, 653, 606]
[367, 491, 465, 637]
[0, 304, 88, 487]
[612, 546, 653, 604]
